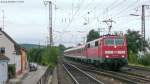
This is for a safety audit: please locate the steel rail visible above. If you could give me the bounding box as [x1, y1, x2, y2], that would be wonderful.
[128, 65, 150, 72]
[64, 61, 138, 84]
[63, 64, 79, 84]
[64, 59, 150, 83]
[72, 62, 150, 83]
[63, 63, 104, 84]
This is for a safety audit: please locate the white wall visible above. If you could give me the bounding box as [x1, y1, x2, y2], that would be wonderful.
[0, 61, 8, 84]
[0, 31, 17, 64]
[0, 31, 21, 74]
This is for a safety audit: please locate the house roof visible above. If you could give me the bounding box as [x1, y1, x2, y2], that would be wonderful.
[0, 28, 18, 46]
[0, 54, 9, 61]
[0, 28, 21, 54]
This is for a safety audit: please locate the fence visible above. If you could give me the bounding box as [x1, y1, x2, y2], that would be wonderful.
[37, 67, 52, 84]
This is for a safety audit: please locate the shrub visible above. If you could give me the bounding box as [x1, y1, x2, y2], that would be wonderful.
[128, 51, 138, 64]
[27, 46, 59, 67]
[8, 64, 16, 78]
[138, 53, 150, 66]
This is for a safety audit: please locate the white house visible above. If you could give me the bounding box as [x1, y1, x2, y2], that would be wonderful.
[0, 54, 9, 84]
[0, 28, 28, 76]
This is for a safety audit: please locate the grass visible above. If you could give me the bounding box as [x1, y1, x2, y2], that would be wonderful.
[128, 51, 150, 67]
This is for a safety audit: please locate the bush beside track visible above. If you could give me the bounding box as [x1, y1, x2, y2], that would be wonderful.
[27, 46, 60, 68]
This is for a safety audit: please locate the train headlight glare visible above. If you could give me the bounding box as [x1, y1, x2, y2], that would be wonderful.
[106, 55, 109, 58]
[122, 55, 125, 58]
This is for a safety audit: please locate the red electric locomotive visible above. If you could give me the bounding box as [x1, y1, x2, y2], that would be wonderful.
[64, 34, 128, 70]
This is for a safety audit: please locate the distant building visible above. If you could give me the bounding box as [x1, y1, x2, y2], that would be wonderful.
[0, 54, 9, 84]
[0, 28, 28, 76]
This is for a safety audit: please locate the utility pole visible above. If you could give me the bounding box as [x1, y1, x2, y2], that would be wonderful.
[130, 5, 150, 53]
[141, 5, 150, 41]
[44, 1, 53, 47]
[103, 19, 115, 34]
[141, 5, 145, 41]
[49, 1, 53, 47]
[141, 5, 150, 52]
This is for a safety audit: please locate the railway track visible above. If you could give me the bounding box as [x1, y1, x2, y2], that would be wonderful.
[64, 60, 150, 84]
[63, 63, 104, 84]
[109, 70, 150, 83]
[127, 65, 150, 72]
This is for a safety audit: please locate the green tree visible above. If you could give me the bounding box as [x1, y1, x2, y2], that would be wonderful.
[86, 29, 99, 42]
[58, 44, 66, 55]
[27, 46, 59, 67]
[126, 29, 148, 54]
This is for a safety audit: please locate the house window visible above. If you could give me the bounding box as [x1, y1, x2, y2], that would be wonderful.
[0, 47, 5, 54]
[95, 41, 98, 47]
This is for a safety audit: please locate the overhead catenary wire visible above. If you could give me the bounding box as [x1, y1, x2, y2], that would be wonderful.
[111, 0, 150, 19]
[103, 0, 127, 16]
[57, 0, 150, 46]
[112, 0, 142, 19]
[65, 0, 86, 30]
[85, 0, 148, 28]
[78, 0, 131, 29]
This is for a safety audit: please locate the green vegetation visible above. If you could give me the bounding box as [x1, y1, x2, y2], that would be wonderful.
[86, 29, 99, 42]
[27, 46, 60, 68]
[8, 64, 16, 78]
[126, 29, 150, 66]
[126, 29, 148, 53]
[58, 44, 66, 55]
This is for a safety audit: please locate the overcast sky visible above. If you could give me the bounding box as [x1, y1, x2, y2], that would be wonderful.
[1, 0, 150, 46]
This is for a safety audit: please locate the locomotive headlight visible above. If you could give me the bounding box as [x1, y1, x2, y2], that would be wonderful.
[105, 51, 113, 54]
[106, 55, 109, 58]
[122, 55, 125, 58]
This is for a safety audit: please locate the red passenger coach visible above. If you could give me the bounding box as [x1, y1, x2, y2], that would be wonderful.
[64, 34, 128, 70]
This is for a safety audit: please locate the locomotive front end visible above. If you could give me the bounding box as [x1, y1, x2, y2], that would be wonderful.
[102, 35, 128, 70]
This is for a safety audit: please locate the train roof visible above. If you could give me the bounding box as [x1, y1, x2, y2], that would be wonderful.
[64, 45, 85, 52]
[64, 34, 124, 53]
[86, 34, 124, 44]
[100, 34, 124, 38]
[86, 38, 100, 44]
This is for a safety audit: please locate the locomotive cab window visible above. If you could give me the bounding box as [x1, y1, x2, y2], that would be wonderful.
[115, 38, 124, 45]
[104, 39, 114, 46]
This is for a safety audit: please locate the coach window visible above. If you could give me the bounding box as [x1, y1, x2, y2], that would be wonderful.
[87, 44, 90, 48]
[95, 41, 98, 47]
